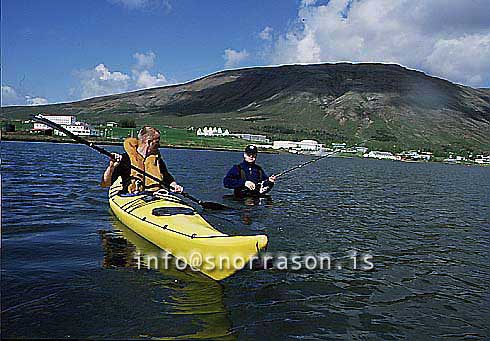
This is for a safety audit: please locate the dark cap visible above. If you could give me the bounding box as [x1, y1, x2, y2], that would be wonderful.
[244, 145, 258, 155]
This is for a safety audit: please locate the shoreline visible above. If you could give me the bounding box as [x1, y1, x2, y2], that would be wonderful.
[2, 134, 488, 166]
[0, 133, 279, 154]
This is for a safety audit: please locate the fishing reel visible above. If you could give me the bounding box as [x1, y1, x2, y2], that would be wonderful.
[257, 180, 273, 195]
[236, 180, 273, 197]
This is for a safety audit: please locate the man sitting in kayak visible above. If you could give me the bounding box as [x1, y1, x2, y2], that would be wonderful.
[223, 145, 276, 197]
[101, 126, 184, 194]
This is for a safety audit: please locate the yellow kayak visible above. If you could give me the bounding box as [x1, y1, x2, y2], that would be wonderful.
[109, 179, 268, 280]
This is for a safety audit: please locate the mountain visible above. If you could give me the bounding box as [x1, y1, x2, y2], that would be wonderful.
[2, 63, 490, 153]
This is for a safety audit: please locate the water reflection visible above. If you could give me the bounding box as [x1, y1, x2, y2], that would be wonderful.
[100, 215, 234, 340]
[221, 195, 274, 226]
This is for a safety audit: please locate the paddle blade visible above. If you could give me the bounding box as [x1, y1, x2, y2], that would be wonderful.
[182, 192, 231, 210]
[200, 201, 231, 210]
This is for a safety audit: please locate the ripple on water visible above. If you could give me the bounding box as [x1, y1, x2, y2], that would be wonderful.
[2, 142, 490, 339]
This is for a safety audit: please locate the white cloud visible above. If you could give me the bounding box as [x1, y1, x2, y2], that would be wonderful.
[133, 51, 156, 69]
[259, 26, 274, 41]
[75, 52, 170, 99]
[426, 34, 490, 87]
[223, 49, 250, 68]
[95, 64, 130, 82]
[133, 70, 168, 89]
[25, 96, 48, 105]
[4, 51, 170, 104]
[111, 0, 148, 8]
[131, 51, 169, 89]
[78, 63, 131, 99]
[267, 0, 490, 87]
[1, 86, 22, 105]
[301, 0, 317, 6]
[1, 85, 49, 106]
[109, 0, 171, 11]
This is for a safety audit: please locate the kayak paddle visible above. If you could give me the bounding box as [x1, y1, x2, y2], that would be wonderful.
[31, 114, 230, 210]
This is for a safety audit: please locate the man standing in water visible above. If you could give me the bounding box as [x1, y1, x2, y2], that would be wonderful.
[223, 145, 276, 197]
[101, 126, 184, 194]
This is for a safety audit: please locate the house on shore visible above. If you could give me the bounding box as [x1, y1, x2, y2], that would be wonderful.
[273, 140, 324, 153]
[196, 126, 230, 136]
[32, 114, 98, 136]
[364, 151, 400, 160]
[399, 151, 432, 161]
[231, 133, 270, 143]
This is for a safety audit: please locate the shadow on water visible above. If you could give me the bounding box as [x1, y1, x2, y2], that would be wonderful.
[99, 215, 234, 340]
[209, 195, 274, 230]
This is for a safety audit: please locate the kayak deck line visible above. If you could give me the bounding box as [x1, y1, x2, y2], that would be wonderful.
[111, 197, 228, 239]
[120, 198, 145, 211]
[127, 201, 149, 214]
[111, 187, 225, 236]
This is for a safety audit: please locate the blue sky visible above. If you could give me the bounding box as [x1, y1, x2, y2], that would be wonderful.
[2, 0, 489, 106]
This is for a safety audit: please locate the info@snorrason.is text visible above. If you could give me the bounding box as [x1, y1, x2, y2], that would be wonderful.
[134, 251, 374, 272]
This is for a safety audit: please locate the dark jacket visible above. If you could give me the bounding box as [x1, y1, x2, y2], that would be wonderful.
[111, 153, 175, 193]
[223, 161, 272, 196]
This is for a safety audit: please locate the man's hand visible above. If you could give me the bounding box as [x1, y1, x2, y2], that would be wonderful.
[268, 175, 276, 183]
[109, 153, 122, 168]
[245, 181, 256, 191]
[170, 181, 184, 193]
[101, 153, 122, 188]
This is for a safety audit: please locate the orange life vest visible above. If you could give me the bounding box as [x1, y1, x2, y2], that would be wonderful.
[124, 138, 164, 193]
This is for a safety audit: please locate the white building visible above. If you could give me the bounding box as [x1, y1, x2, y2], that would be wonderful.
[196, 126, 267, 142]
[273, 140, 323, 152]
[297, 140, 322, 151]
[443, 155, 466, 163]
[443, 157, 459, 163]
[273, 141, 298, 150]
[400, 151, 432, 161]
[33, 114, 97, 136]
[33, 115, 76, 130]
[106, 121, 118, 127]
[195, 127, 230, 137]
[54, 122, 98, 137]
[331, 142, 347, 149]
[231, 133, 270, 143]
[475, 155, 490, 165]
[364, 151, 400, 160]
[355, 146, 368, 153]
[197, 126, 230, 137]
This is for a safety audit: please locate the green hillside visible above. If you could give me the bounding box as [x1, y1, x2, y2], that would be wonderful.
[2, 63, 489, 154]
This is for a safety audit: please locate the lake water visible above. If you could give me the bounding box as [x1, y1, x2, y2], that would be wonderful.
[1, 141, 489, 339]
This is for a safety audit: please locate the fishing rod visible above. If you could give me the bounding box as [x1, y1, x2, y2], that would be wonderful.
[31, 115, 229, 210]
[275, 151, 336, 178]
[256, 151, 336, 195]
